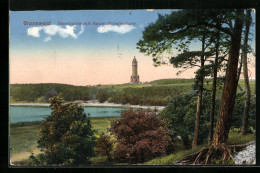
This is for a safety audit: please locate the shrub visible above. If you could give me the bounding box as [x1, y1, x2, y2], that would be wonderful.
[109, 109, 170, 163]
[44, 89, 58, 102]
[37, 96, 46, 103]
[35, 94, 96, 165]
[121, 94, 129, 105]
[95, 133, 114, 160]
[97, 90, 108, 103]
[82, 93, 90, 102]
[159, 92, 212, 149]
[231, 91, 256, 130]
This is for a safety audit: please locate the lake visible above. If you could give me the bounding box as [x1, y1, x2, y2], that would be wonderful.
[9, 106, 125, 124]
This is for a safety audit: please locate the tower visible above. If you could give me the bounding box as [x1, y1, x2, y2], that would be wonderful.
[130, 56, 139, 83]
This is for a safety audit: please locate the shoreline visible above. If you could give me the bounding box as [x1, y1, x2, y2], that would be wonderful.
[10, 102, 165, 110]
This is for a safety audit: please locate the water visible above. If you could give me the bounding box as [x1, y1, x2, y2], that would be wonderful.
[9, 106, 125, 124]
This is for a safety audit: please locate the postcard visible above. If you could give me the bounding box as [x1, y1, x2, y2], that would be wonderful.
[9, 9, 256, 167]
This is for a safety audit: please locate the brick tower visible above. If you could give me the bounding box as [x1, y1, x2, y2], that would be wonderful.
[130, 56, 139, 83]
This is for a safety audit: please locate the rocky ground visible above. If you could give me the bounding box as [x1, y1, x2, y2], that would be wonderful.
[233, 141, 256, 165]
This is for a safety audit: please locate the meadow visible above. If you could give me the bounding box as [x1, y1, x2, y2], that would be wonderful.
[10, 117, 115, 156]
[10, 117, 116, 164]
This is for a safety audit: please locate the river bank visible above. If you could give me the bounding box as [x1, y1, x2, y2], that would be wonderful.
[10, 100, 166, 110]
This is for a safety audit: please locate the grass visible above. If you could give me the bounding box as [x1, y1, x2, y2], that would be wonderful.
[91, 117, 117, 137]
[10, 119, 255, 166]
[10, 122, 41, 156]
[227, 128, 255, 145]
[148, 78, 194, 85]
[89, 156, 109, 165]
[9, 117, 116, 157]
[142, 145, 206, 165]
[141, 129, 255, 165]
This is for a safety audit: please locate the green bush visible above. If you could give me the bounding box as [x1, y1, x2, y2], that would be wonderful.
[97, 90, 109, 103]
[82, 93, 90, 102]
[231, 91, 256, 130]
[33, 94, 96, 165]
[159, 92, 212, 149]
[37, 96, 46, 103]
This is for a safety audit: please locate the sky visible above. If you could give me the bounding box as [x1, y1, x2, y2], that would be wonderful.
[9, 10, 256, 86]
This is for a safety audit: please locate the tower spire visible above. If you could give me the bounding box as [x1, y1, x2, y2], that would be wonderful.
[130, 56, 139, 83]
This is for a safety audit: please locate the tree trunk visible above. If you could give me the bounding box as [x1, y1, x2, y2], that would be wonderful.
[212, 9, 244, 145]
[209, 30, 220, 143]
[192, 33, 205, 149]
[236, 55, 243, 83]
[241, 9, 252, 135]
[182, 135, 191, 149]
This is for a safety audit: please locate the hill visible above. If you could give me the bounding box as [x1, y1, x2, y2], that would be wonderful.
[10, 79, 194, 106]
[10, 78, 255, 106]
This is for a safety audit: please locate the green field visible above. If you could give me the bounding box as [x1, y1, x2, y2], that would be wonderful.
[10, 117, 115, 157]
[10, 122, 41, 156]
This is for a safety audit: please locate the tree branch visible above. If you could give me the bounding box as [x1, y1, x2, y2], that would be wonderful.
[202, 23, 232, 35]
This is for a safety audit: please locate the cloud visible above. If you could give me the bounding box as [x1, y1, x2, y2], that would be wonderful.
[27, 27, 42, 37]
[78, 25, 85, 36]
[27, 25, 85, 42]
[43, 36, 51, 42]
[97, 25, 136, 34]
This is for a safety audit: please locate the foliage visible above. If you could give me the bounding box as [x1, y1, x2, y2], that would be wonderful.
[231, 91, 256, 130]
[97, 89, 109, 103]
[109, 84, 192, 106]
[10, 79, 194, 106]
[82, 93, 90, 102]
[159, 92, 213, 149]
[44, 89, 58, 102]
[35, 94, 96, 165]
[9, 117, 115, 164]
[142, 128, 255, 165]
[10, 83, 99, 103]
[95, 133, 114, 160]
[159, 94, 194, 149]
[37, 96, 46, 103]
[137, 10, 231, 68]
[109, 109, 171, 163]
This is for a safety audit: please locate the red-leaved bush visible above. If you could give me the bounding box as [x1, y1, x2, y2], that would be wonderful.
[109, 109, 170, 163]
[95, 133, 113, 160]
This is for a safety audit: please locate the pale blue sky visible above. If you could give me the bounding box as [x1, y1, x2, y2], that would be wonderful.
[10, 10, 175, 53]
[9, 10, 256, 85]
